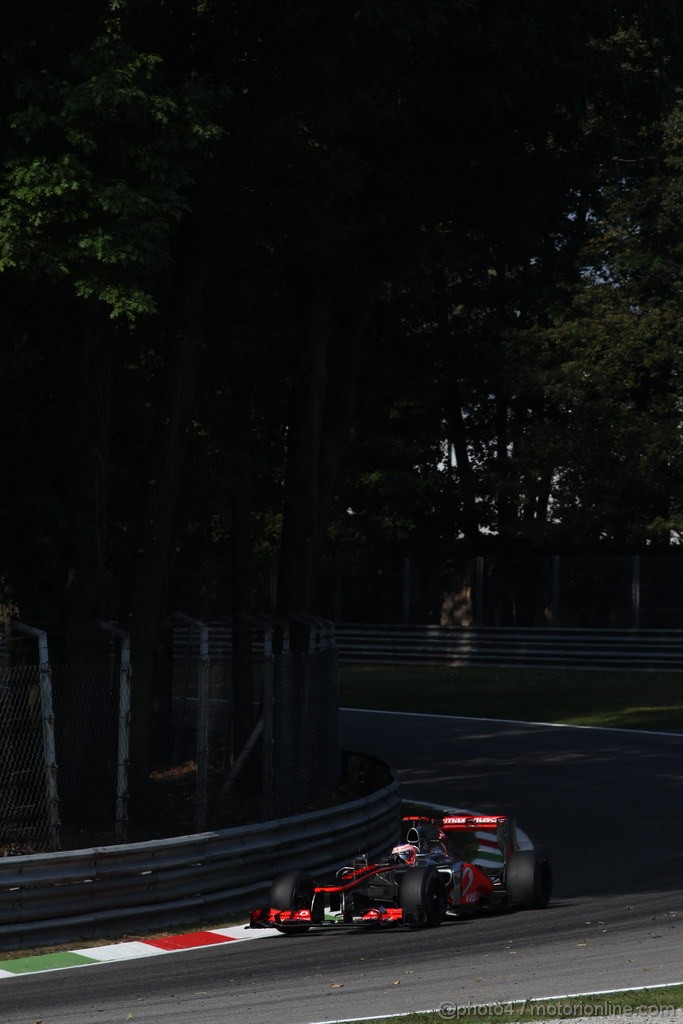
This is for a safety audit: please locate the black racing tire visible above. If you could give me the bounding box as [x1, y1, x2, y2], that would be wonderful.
[399, 866, 448, 928]
[505, 850, 552, 909]
[269, 869, 315, 934]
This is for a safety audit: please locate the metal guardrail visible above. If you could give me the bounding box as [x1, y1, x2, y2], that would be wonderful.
[0, 763, 401, 951]
[174, 620, 683, 670]
[334, 624, 683, 670]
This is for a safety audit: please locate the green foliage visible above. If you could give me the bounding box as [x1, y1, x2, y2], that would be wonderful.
[4, 0, 683, 661]
[506, 80, 683, 549]
[0, 3, 226, 318]
[330, 2, 683, 558]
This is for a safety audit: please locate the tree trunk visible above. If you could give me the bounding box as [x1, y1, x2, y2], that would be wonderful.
[60, 305, 114, 826]
[277, 276, 375, 649]
[277, 282, 330, 647]
[436, 278, 480, 546]
[316, 283, 375, 552]
[64, 305, 113, 659]
[446, 385, 480, 546]
[492, 261, 516, 541]
[127, 220, 206, 788]
[229, 376, 254, 756]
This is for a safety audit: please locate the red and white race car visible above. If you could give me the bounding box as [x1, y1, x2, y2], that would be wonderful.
[250, 814, 552, 932]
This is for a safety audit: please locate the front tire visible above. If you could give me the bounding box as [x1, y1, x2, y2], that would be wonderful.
[506, 850, 552, 909]
[270, 869, 315, 934]
[399, 866, 448, 928]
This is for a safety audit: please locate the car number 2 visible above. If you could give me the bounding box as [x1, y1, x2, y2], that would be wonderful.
[461, 864, 477, 903]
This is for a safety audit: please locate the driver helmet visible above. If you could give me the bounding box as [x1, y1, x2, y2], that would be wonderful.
[391, 842, 418, 864]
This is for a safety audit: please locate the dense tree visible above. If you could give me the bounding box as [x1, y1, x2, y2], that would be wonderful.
[331, 2, 683, 563]
[0, 0, 227, 779]
[2, 0, 683, 800]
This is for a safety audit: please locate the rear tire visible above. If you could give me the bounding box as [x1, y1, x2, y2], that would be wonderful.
[399, 866, 447, 928]
[506, 850, 552, 909]
[270, 869, 314, 934]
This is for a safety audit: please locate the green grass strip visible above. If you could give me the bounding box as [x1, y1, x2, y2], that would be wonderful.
[375, 984, 683, 1022]
[0, 950, 99, 974]
[340, 665, 683, 732]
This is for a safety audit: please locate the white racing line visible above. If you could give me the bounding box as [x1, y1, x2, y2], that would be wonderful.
[304, 981, 683, 1024]
[342, 707, 683, 739]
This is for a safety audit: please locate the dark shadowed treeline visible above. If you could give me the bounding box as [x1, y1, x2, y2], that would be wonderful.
[2, 1, 683, 781]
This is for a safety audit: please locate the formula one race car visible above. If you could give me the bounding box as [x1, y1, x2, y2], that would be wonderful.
[250, 814, 552, 933]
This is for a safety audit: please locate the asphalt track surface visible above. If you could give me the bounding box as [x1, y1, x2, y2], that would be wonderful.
[2, 710, 683, 1024]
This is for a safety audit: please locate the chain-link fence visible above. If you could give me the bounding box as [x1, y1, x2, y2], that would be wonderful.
[172, 656, 232, 768]
[266, 628, 340, 816]
[0, 615, 342, 853]
[0, 664, 58, 853]
[0, 658, 128, 852]
[0, 621, 131, 853]
[173, 618, 342, 823]
[52, 664, 122, 844]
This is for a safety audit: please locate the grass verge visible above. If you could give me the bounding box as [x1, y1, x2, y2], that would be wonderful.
[340, 664, 683, 732]
[374, 985, 683, 1023]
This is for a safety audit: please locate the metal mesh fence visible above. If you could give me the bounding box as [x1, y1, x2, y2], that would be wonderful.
[172, 620, 342, 822]
[0, 616, 132, 853]
[171, 655, 232, 767]
[52, 664, 121, 845]
[267, 630, 341, 816]
[0, 617, 342, 851]
[0, 619, 336, 835]
[0, 665, 58, 853]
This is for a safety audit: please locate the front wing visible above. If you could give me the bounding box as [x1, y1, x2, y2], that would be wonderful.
[250, 904, 405, 929]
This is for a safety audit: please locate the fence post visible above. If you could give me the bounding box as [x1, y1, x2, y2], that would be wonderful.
[262, 624, 275, 819]
[97, 621, 131, 843]
[402, 557, 412, 624]
[196, 622, 210, 831]
[632, 555, 641, 630]
[474, 556, 485, 627]
[334, 549, 344, 623]
[10, 620, 60, 851]
[321, 619, 340, 789]
[175, 614, 210, 832]
[552, 555, 561, 625]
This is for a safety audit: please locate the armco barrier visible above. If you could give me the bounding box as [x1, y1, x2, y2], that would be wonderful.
[335, 624, 683, 670]
[174, 621, 683, 671]
[0, 763, 401, 951]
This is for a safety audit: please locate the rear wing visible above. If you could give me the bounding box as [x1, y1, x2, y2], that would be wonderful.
[441, 814, 509, 831]
[441, 815, 519, 872]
